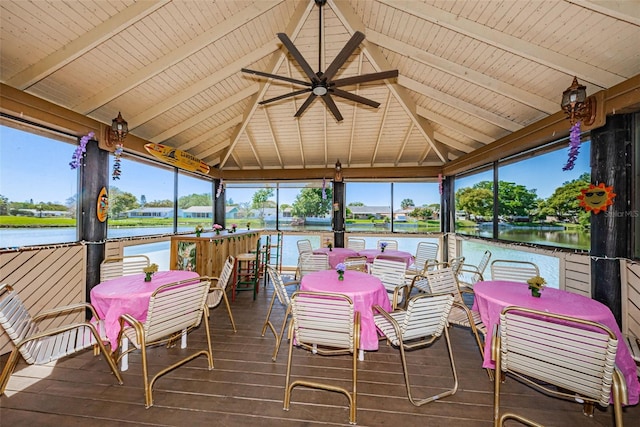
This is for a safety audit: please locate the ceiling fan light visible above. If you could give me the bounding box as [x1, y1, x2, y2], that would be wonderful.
[313, 86, 328, 96]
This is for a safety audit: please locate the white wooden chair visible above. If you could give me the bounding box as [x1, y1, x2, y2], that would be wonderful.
[206, 255, 237, 332]
[377, 239, 398, 251]
[373, 293, 457, 406]
[0, 283, 123, 395]
[407, 241, 439, 276]
[346, 237, 366, 251]
[284, 291, 360, 425]
[490, 259, 539, 282]
[493, 306, 628, 427]
[100, 254, 151, 282]
[419, 267, 492, 379]
[116, 277, 212, 408]
[297, 252, 329, 278]
[296, 239, 313, 254]
[457, 250, 491, 292]
[370, 257, 408, 309]
[262, 266, 300, 361]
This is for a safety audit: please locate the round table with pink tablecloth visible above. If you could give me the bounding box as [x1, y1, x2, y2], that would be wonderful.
[313, 247, 358, 268]
[90, 270, 200, 350]
[300, 269, 391, 352]
[357, 248, 414, 267]
[472, 280, 640, 405]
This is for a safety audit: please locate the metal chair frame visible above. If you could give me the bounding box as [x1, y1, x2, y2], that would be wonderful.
[0, 283, 123, 395]
[284, 291, 360, 425]
[490, 259, 539, 282]
[116, 277, 213, 408]
[373, 292, 457, 406]
[493, 306, 628, 427]
[206, 255, 237, 332]
[262, 266, 300, 361]
[100, 254, 151, 282]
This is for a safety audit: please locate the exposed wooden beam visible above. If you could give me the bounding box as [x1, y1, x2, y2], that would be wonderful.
[128, 39, 279, 130]
[399, 76, 524, 132]
[187, 116, 243, 153]
[367, 30, 558, 114]
[263, 108, 283, 167]
[434, 132, 482, 154]
[74, 1, 283, 114]
[150, 85, 258, 143]
[377, 0, 621, 87]
[5, 1, 169, 90]
[416, 105, 496, 145]
[568, 0, 640, 26]
[395, 125, 413, 166]
[370, 92, 392, 165]
[221, 0, 314, 168]
[331, 0, 448, 162]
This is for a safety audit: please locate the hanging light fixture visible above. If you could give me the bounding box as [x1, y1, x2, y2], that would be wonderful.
[110, 111, 128, 142]
[560, 77, 596, 126]
[334, 159, 343, 182]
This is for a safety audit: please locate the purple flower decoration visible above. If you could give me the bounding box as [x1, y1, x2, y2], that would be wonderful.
[112, 143, 123, 180]
[69, 132, 95, 169]
[562, 121, 581, 171]
[380, 242, 388, 250]
[336, 263, 346, 273]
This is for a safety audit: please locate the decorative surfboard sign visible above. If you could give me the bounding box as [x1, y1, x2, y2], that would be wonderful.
[144, 143, 210, 174]
[97, 187, 108, 222]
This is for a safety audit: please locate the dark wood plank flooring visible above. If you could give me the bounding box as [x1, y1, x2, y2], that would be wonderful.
[2, 280, 638, 426]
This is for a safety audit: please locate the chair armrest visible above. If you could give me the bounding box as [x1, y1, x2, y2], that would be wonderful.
[491, 324, 500, 363]
[33, 302, 101, 322]
[15, 321, 104, 348]
[284, 280, 301, 288]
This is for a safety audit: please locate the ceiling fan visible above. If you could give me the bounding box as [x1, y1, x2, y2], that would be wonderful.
[241, 0, 398, 122]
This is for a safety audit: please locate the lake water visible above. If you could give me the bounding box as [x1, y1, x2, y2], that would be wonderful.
[1, 227, 564, 287]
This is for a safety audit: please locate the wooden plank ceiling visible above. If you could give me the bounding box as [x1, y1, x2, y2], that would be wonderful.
[1, 0, 639, 176]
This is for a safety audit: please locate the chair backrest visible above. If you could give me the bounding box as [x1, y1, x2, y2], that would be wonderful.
[476, 250, 492, 274]
[144, 278, 210, 343]
[289, 291, 357, 353]
[298, 252, 330, 277]
[497, 306, 622, 409]
[448, 256, 465, 275]
[490, 260, 539, 282]
[414, 242, 439, 269]
[297, 239, 313, 254]
[377, 239, 398, 251]
[100, 255, 151, 282]
[370, 258, 407, 295]
[386, 293, 454, 345]
[266, 266, 293, 308]
[207, 255, 235, 308]
[423, 267, 463, 303]
[343, 256, 368, 272]
[346, 237, 366, 251]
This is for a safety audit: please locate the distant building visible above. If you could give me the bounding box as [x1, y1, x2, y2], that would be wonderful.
[125, 207, 179, 218]
[347, 205, 390, 219]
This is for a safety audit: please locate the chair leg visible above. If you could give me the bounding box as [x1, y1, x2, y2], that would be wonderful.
[221, 291, 237, 332]
[0, 349, 21, 395]
[272, 307, 290, 361]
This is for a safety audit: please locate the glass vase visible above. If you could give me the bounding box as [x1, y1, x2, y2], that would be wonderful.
[529, 286, 541, 297]
[144, 272, 153, 282]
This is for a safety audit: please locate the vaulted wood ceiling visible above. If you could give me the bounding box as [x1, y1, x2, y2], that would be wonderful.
[1, 0, 639, 178]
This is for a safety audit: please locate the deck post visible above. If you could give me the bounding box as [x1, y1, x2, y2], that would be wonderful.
[80, 138, 108, 303]
[590, 113, 633, 325]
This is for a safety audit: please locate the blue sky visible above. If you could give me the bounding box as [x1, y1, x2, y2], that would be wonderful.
[1, 125, 590, 205]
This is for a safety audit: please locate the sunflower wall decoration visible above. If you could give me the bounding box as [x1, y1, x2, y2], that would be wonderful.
[577, 183, 616, 214]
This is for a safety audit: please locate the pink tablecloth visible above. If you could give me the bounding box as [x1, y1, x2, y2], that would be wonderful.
[300, 270, 391, 351]
[473, 280, 640, 405]
[357, 249, 415, 267]
[90, 270, 200, 350]
[313, 247, 358, 268]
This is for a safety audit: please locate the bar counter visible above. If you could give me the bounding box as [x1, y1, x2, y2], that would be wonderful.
[170, 229, 261, 278]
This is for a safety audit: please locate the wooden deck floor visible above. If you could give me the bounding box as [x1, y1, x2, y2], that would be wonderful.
[2, 280, 638, 426]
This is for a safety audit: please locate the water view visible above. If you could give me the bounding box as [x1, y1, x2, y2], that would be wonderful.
[0, 226, 563, 288]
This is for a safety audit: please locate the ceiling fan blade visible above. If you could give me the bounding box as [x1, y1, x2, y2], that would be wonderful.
[321, 94, 344, 122]
[331, 88, 380, 108]
[294, 93, 318, 118]
[277, 33, 319, 83]
[241, 68, 310, 87]
[259, 88, 312, 105]
[331, 70, 399, 87]
[322, 31, 366, 82]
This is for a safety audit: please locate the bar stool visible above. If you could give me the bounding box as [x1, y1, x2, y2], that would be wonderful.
[234, 239, 261, 301]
